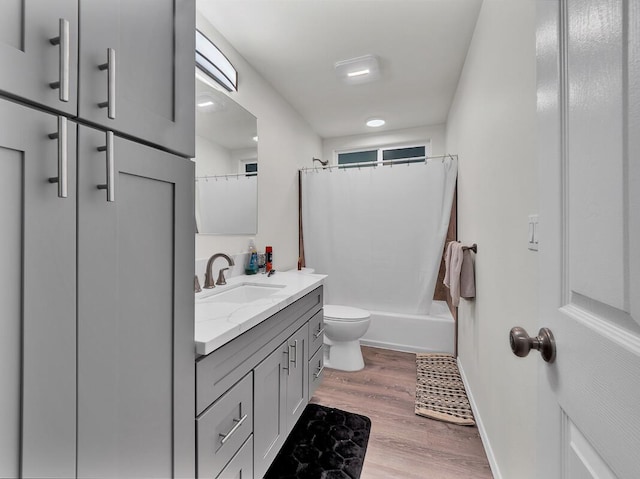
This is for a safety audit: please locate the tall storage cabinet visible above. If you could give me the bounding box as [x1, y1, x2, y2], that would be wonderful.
[76, 127, 195, 478]
[78, 0, 195, 157]
[0, 0, 79, 116]
[0, 98, 78, 479]
[0, 1, 195, 477]
[0, 0, 194, 158]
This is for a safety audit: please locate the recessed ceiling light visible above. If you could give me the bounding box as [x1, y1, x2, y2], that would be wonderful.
[252, 136, 258, 142]
[366, 118, 385, 128]
[335, 55, 380, 84]
[196, 92, 226, 112]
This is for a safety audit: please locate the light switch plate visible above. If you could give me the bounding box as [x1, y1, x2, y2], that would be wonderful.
[528, 214, 539, 251]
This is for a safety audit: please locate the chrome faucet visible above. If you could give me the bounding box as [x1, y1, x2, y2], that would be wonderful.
[204, 253, 235, 289]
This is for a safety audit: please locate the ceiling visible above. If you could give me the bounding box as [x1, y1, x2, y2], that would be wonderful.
[196, 72, 258, 151]
[197, 0, 482, 140]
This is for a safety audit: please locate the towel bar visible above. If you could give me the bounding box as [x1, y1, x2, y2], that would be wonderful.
[462, 244, 477, 253]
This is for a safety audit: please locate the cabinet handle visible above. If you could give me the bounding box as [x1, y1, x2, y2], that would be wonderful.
[97, 131, 115, 202]
[47, 116, 68, 198]
[49, 18, 70, 102]
[289, 340, 298, 369]
[313, 327, 325, 339]
[98, 48, 116, 119]
[314, 365, 325, 379]
[282, 348, 290, 375]
[218, 413, 248, 445]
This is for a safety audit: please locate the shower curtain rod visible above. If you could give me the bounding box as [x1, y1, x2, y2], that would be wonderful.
[196, 172, 256, 181]
[299, 154, 458, 172]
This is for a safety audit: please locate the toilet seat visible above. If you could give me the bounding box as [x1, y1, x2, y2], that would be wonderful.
[324, 305, 370, 322]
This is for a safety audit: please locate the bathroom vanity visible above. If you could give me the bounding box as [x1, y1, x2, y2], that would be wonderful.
[194, 272, 326, 478]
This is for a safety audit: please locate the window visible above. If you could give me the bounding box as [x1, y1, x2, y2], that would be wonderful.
[337, 150, 377, 167]
[336, 143, 430, 168]
[382, 146, 425, 164]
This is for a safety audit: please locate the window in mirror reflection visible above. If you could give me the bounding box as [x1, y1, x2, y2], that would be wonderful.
[244, 162, 257, 176]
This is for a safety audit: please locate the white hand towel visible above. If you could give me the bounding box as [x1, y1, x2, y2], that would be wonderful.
[443, 241, 454, 289]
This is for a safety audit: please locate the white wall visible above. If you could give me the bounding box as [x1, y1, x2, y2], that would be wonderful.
[196, 12, 322, 269]
[445, 1, 538, 478]
[195, 134, 234, 176]
[321, 124, 446, 164]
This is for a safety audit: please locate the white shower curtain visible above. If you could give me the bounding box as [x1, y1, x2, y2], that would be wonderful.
[196, 175, 257, 234]
[301, 157, 457, 315]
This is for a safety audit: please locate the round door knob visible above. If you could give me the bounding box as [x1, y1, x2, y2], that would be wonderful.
[509, 327, 556, 363]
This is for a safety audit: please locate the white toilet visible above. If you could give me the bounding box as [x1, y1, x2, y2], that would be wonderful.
[323, 304, 371, 371]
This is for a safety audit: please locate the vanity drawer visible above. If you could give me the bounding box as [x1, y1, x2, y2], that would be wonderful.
[308, 309, 324, 358]
[308, 346, 324, 398]
[197, 372, 253, 479]
[216, 435, 253, 479]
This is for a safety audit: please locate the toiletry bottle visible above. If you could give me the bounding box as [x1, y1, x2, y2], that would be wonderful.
[265, 246, 273, 272]
[245, 239, 259, 275]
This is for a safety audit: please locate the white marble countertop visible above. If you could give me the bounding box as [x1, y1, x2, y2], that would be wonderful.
[194, 270, 326, 356]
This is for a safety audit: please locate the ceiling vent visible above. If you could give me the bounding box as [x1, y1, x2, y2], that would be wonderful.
[334, 55, 380, 85]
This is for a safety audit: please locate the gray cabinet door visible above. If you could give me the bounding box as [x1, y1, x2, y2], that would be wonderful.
[254, 342, 288, 479]
[285, 324, 309, 431]
[217, 436, 254, 479]
[76, 125, 195, 478]
[78, 0, 195, 157]
[0, 98, 77, 478]
[0, 0, 78, 116]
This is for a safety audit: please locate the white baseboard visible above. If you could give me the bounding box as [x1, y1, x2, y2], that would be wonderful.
[457, 358, 502, 479]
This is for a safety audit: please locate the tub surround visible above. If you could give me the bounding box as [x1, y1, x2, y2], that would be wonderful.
[195, 270, 326, 355]
[360, 300, 455, 354]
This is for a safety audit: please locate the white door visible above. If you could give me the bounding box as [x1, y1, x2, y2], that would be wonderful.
[536, 0, 640, 477]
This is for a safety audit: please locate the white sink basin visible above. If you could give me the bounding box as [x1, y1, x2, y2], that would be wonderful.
[198, 283, 285, 304]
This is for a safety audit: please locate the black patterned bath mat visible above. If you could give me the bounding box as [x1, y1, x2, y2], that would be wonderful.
[415, 353, 475, 426]
[264, 403, 371, 479]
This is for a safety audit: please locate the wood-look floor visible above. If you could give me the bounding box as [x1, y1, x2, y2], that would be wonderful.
[310, 346, 493, 479]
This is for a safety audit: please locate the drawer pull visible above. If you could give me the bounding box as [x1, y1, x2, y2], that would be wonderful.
[219, 413, 248, 445]
[314, 365, 325, 379]
[313, 327, 325, 339]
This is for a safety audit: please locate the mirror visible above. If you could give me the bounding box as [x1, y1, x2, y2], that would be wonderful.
[195, 69, 258, 235]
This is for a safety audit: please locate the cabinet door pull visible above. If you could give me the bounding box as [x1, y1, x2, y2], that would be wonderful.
[97, 131, 115, 202]
[314, 365, 325, 379]
[98, 48, 116, 119]
[283, 348, 290, 375]
[219, 413, 248, 445]
[49, 18, 70, 102]
[313, 327, 325, 339]
[289, 340, 298, 368]
[47, 116, 68, 198]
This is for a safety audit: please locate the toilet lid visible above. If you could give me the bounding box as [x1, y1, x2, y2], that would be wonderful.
[324, 304, 370, 321]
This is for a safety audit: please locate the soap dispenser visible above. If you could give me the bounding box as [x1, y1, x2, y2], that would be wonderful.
[245, 239, 259, 275]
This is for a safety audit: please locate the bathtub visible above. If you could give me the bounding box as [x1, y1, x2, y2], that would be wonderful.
[359, 300, 454, 354]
